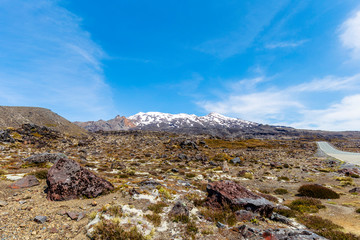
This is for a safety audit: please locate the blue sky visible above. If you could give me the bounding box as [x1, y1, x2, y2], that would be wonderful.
[1, 0, 360, 130]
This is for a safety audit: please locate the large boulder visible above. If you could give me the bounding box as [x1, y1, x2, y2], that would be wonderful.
[9, 175, 40, 189]
[23, 153, 67, 164]
[46, 157, 114, 201]
[205, 180, 274, 217]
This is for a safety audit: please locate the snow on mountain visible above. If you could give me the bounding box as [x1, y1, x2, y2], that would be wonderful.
[128, 112, 257, 129]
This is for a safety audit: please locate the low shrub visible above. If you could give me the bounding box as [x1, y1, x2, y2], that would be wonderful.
[274, 188, 288, 195]
[278, 176, 290, 181]
[148, 202, 168, 214]
[145, 213, 161, 226]
[92, 220, 145, 240]
[199, 207, 237, 226]
[29, 170, 48, 179]
[288, 197, 325, 213]
[298, 184, 340, 199]
[299, 215, 360, 240]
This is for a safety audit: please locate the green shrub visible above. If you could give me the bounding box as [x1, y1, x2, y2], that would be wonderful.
[274, 188, 288, 195]
[29, 170, 48, 179]
[299, 216, 360, 240]
[200, 207, 237, 226]
[299, 215, 341, 231]
[298, 184, 340, 199]
[148, 202, 168, 214]
[145, 213, 161, 226]
[92, 220, 145, 240]
[278, 176, 290, 181]
[288, 198, 325, 213]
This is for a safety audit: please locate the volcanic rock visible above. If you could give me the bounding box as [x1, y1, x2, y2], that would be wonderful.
[169, 201, 189, 217]
[0, 130, 14, 143]
[46, 157, 114, 201]
[205, 180, 274, 217]
[9, 175, 40, 189]
[179, 140, 198, 150]
[23, 153, 66, 164]
[349, 187, 360, 193]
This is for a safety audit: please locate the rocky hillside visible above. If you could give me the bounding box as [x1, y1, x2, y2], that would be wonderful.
[0, 106, 87, 136]
[74, 115, 135, 132]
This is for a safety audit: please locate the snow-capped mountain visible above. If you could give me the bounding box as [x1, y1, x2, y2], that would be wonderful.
[128, 112, 257, 129]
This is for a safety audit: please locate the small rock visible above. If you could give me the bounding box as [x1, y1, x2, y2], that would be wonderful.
[169, 201, 189, 217]
[230, 157, 242, 165]
[0, 200, 8, 207]
[222, 161, 230, 172]
[49, 227, 58, 233]
[349, 187, 360, 193]
[77, 212, 86, 221]
[66, 211, 79, 220]
[235, 210, 255, 221]
[34, 216, 47, 224]
[171, 168, 179, 173]
[19, 200, 27, 204]
[216, 222, 226, 228]
[9, 175, 40, 189]
[91, 201, 97, 206]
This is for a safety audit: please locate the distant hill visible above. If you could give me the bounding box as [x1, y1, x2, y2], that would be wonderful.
[0, 106, 87, 136]
[74, 115, 136, 132]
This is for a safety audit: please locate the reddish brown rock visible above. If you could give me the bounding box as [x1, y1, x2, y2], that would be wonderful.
[46, 157, 114, 201]
[205, 180, 274, 217]
[9, 175, 40, 189]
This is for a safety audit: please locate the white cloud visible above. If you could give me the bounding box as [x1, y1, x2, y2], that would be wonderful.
[340, 10, 360, 56]
[265, 39, 308, 49]
[0, 0, 114, 121]
[293, 94, 360, 131]
[198, 74, 360, 130]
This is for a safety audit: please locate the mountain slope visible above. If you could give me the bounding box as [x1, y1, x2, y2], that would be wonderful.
[128, 112, 256, 129]
[0, 106, 87, 136]
[74, 115, 136, 132]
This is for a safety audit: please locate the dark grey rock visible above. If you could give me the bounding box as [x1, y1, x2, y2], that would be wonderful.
[169, 201, 189, 217]
[34, 216, 47, 224]
[230, 157, 241, 164]
[23, 153, 67, 164]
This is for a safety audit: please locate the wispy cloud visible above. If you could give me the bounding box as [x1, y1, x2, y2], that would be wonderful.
[195, 1, 288, 59]
[265, 39, 308, 49]
[198, 74, 360, 130]
[0, 0, 114, 121]
[340, 10, 360, 57]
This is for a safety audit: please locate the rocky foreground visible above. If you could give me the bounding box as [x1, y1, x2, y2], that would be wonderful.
[0, 125, 360, 239]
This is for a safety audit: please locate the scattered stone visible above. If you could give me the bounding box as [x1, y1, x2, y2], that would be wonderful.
[67, 211, 79, 220]
[9, 175, 40, 189]
[169, 201, 189, 217]
[77, 212, 86, 221]
[171, 168, 179, 173]
[216, 222, 226, 228]
[129, 188, 140, 196]
[222, 161, 230, 172]
[19, 200, 27, 204]
[110, 161, 126, 170]
[209, 161, 218, 166]
[349, 187, 360, 193]
[91, 201, 97, 206]
[139, 180, 162, 188]
[46, 157, 114, 201]
[178, 153, 188, 160]
[235, 210, 255, 221]
[0, 130, 15, 143]
[180, 140, 198, 150]
[23, 153, 66, 164]
[0, 200, 8, 207]
[49, 227, 58, 233]
[205, 180, 274, 218]
[34, 216, 47, 224]
[230, 157, 242, 165]
[270, 213, 291, 225]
